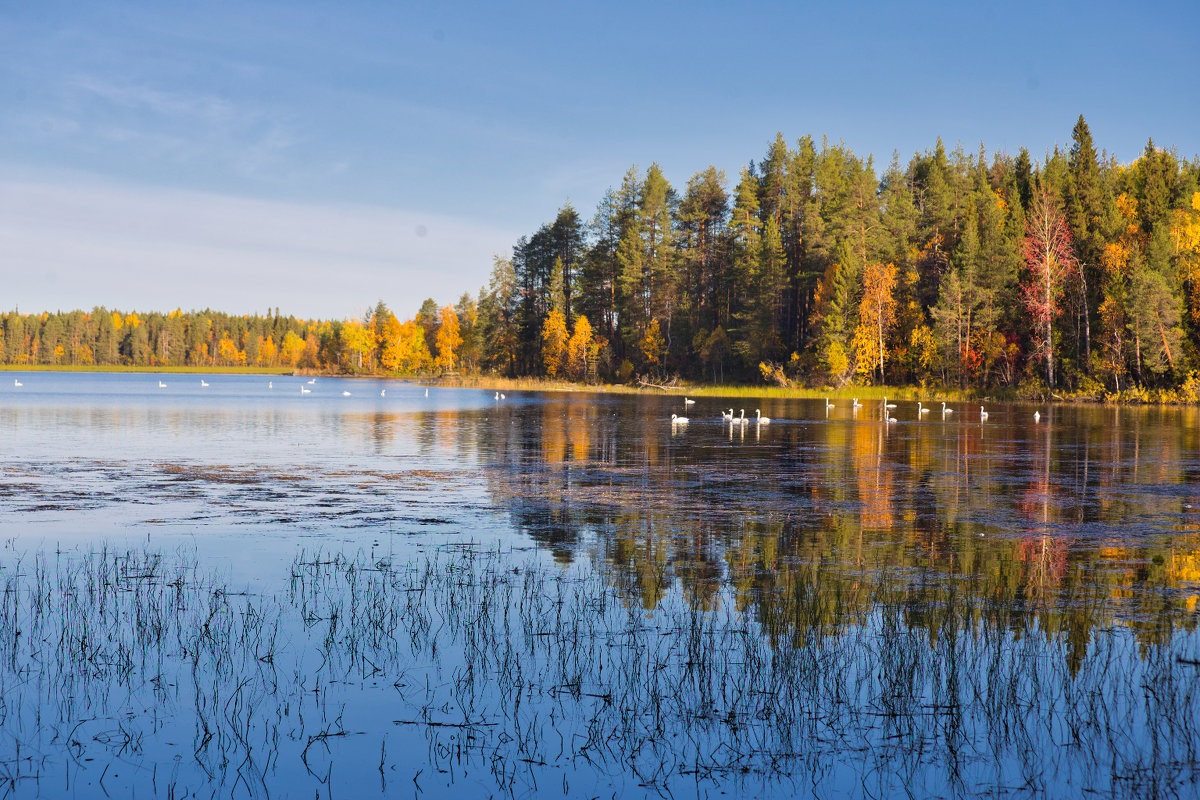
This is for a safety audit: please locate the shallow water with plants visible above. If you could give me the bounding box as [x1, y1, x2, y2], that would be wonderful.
[1, 372, 1198, 798]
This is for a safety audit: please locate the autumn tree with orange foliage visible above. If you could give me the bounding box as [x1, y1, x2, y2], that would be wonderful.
[381, 319, 431, 373]
[541, 309, 568, 377]
[434, 305, 461, 372]
[566, 315, 598, 380]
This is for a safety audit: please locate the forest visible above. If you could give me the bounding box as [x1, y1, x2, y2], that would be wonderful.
[5, 117, 1200, 399]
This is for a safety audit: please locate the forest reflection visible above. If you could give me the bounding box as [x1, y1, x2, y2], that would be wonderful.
[477, 396, 1200, 661]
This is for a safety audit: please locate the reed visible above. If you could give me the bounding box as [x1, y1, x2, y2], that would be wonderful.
[0, 544, 1195, 798]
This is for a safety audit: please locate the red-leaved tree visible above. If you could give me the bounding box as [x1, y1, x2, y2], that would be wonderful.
[1022, 190, 1079, 388]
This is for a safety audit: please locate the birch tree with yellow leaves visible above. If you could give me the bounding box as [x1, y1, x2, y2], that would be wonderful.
[434, 305, 461, 373]
[852, 261, 898, 382]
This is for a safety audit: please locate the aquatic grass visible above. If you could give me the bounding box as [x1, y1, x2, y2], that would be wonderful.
[0, 545, 1197, 797]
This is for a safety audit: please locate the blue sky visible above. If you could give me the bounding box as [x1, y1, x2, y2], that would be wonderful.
[2, 0, 1197, 319]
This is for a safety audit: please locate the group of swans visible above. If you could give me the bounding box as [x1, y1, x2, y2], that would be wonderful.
[716, 408, 770, 425]
[673, 402, 771, 427]
[828, 397, 1013, 424]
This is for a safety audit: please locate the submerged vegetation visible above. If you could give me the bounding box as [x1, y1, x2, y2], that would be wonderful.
[5, 119, 1200, 403]
[0, 544, 1197, 798]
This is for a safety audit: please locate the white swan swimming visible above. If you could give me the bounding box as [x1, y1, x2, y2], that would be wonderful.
[301, 386, 311, 394]
[342, 390, 351, 396]
[851, 398, 862, 409]
[941, 402, 952, 416]
[883, 397, 897, 409]
[380, 388, 386, 397]
[684, 397, 695, 406]
[425, 387, 428, 397]
[721, 408, 734, 421]
[736, 409, 748, 425]
[671, 413, 689, 425]
[13, 379, 21, 387]
[307, 378, 316, 384]
[755, 409, 771, 424]
[158, 381, 167, 388]
[495, 392, 500, 400]
[979, 405, 988, 421]
[1033, 410, 1041, 423]
[886, 413, 898, 424]
[200, 379, 209, 387]
[917, 402, 930, 415]
[825, 397, 835, 410]
[268, 381, 273, 389]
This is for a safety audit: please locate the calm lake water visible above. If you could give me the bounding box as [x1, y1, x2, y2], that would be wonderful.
[1, 371, 1198, 798]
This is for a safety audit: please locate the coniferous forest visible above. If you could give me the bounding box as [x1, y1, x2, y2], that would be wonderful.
[6, 118, 1200, 399]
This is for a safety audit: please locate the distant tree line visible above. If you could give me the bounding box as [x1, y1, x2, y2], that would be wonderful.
[4, 118, 1199, 394]
[0, 303, 477, 375]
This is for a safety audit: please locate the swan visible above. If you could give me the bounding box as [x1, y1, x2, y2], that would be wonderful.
[737, 409, 749, 425]
[342, 390, 351, 396]
[883, 397, 897, 409]
[200, 379, 209, 387]
[307, 378, 316, 385]
[755, 409, 771, 424]
[425, 388, 428, 397]
[917, 402, 930, 415]
[13, 379, 21, 387]
[721, 409, 734, 421]
[301, 386, 311, 394]
[158, 381, 167, 388]
[671, 413, 689, 425]
[495, 392, 500, 400]
[941, 402, 952, 416]
[1033, 410, 1041, 423]
[380, 388, 386, 397]
[979, 405, 988, 421]
[684, 397, 695, 406]
[268, 381, 273, 389]
[886, 413, 898, 424]
[825, 397, 835, 410]
[851, 398, 862, 409]
[500, 393, 506, 399]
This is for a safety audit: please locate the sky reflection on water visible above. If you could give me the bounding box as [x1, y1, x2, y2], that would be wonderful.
[0, 371, 1198, 798]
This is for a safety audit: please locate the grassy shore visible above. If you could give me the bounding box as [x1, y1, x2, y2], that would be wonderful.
[440, 374, 977, 402]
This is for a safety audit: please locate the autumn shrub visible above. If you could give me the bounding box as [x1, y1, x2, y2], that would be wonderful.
[1060, 374, 1106, 402]
[1105, 384, 1151, 404]
[1180, 371, 1200, 404]
[759, 361, 790, 387]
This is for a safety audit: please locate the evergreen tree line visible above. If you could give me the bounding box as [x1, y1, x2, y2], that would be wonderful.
[5, 118, 1199, 393]
[472, 117, 1200, 393]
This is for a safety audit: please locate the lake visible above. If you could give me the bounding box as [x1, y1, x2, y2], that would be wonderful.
[1, 371, 1198, 798]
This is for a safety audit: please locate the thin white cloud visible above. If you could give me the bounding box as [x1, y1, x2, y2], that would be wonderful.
[69, 75, 238, 127]
[0, 173, 517, 319]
